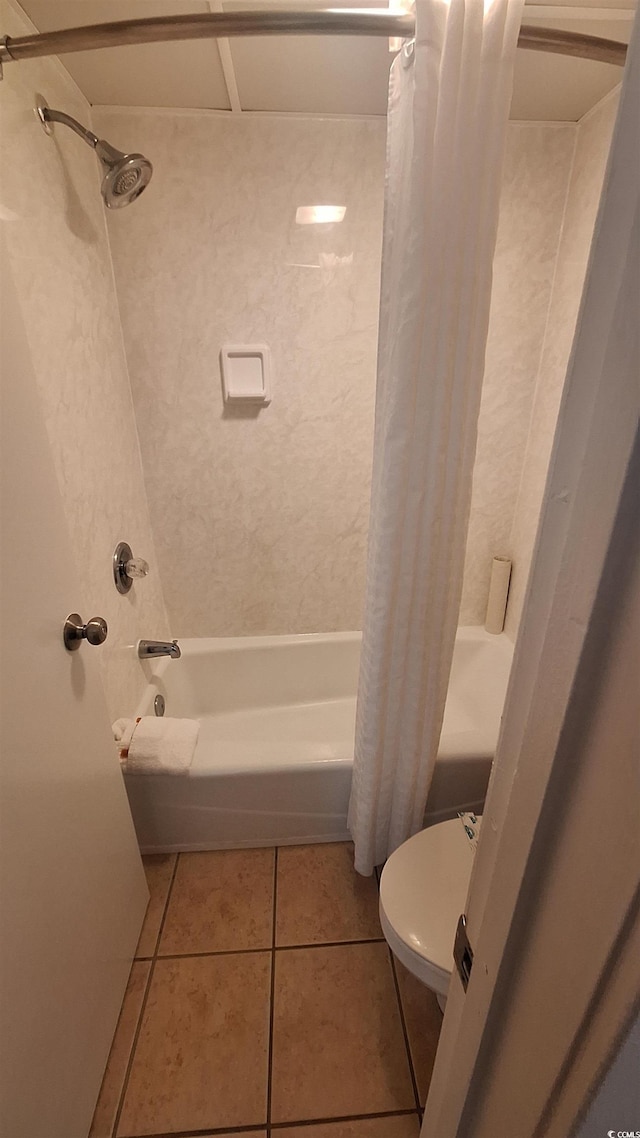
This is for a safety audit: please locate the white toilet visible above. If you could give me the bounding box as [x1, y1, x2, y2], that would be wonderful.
[379, 814, 481, 1011]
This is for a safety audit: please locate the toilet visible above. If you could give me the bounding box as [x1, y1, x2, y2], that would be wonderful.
[379, 814, 481, 1011]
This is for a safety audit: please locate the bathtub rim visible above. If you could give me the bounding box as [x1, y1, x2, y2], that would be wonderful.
[134, 625, 512, 719]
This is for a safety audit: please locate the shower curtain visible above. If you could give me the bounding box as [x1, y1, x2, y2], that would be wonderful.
[349, 0, 524, 875]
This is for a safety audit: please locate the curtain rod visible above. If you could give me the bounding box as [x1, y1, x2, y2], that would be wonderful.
[0, 10, 628, 70]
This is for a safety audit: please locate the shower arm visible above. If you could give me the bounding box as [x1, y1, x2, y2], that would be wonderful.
[39, 106, 98, 149]
[0, 11, 628, 71]
[37, 103, 129, 170]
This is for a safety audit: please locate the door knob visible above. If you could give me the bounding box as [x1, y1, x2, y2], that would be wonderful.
[63, 613, 108, 652]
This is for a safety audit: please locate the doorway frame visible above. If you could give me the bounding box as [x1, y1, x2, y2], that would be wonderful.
[421, 13, 640, 1135]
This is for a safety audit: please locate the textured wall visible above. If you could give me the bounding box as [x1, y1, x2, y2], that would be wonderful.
[96, 106, 579, 637]
[95, 109, 385, 636]
[460, 123, 576, 623]
[0, 0, 169, 719]
[505, 90, 619, 638]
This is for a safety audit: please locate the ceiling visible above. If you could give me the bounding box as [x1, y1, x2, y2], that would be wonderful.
[17, 0, 636, 120]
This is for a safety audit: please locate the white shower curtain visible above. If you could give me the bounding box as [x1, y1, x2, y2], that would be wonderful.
[349, 0, 524, 875]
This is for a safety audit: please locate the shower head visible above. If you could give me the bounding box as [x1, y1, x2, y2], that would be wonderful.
[94, 138, 153, 209]
[36, 98, 152, 209]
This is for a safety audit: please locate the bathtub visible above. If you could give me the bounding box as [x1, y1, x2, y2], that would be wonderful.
[124, 626, 513, 853]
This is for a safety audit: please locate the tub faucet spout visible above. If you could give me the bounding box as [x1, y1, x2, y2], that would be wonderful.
[138, 639, 181, 660]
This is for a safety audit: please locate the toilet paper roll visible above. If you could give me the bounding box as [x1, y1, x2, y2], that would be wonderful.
[485, 557, 512, 635]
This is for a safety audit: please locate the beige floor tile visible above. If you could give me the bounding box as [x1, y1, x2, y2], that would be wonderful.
[276, 842, 382, 946]
[135, 854, 176, 958]
[278, 1118, 420, 1137]
[159, 847, 275, 955]
[117, 952, 271, 1136]
[395, 960, 443, 1104]
[271, 943, 415, 1122]
[89, 961, 150, 1138]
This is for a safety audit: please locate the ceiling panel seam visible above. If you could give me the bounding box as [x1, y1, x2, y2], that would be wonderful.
[208, 0, 242, 112]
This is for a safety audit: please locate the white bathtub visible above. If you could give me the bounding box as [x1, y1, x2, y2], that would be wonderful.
[124, 626, 513, 853]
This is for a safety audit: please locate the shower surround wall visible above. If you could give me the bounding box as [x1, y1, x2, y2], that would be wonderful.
[96, 107, 581, 639]
[505, 89, 620, 636]
[462, 121, 577, 623]
[96, 111, 386, 637]
[0, 0, 169, 719]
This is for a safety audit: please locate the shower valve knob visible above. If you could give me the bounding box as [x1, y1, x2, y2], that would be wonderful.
[125, 557, 149, 579]
[113, 541, 149, 594]
[63, 613, 108, 652]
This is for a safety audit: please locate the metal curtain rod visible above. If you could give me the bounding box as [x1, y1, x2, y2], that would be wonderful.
[0, 10, 628, 70]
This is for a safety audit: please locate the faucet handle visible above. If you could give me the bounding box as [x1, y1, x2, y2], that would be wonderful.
[113, 541, 149, 594]
[125, 557, 149, 579]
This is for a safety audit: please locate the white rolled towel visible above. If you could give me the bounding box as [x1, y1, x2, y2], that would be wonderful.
[113, 717, 136, 750]
[113, 716, 199, 775]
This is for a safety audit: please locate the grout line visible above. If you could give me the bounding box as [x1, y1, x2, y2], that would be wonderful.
[154, 853, 181, 953]
[275, 937, 386, 951]
[156, 946, 275, 960]
[112, 854, 181, 1138]
[154, 936, 386, 962]
[271, 1109, 420, 1130]
[118, 1125, 264, 1138]
[388, 947, 422, 1113]
[266, 847, 279, 1138]
[120, 1109, 422, 1137]
[89, 958, 142, 1136]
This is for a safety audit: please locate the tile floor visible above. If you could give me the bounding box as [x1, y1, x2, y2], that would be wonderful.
[90, 842, 442, 1138]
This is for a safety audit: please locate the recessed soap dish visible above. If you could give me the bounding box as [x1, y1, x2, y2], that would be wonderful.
[220, 344, 271, 405]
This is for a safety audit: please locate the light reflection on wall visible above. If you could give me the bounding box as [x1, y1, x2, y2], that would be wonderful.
[295, 205, 347, 225]
[289, 205, 353, 273]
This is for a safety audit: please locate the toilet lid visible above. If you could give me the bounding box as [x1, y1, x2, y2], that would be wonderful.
[379, 818, 477, 986]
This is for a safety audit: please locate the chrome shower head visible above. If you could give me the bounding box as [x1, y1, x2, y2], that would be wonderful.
[94, 138, 153, 209]
[36, 98, 152, 209]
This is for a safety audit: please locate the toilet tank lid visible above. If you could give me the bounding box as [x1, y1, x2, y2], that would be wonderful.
[379, 817, 478, 975]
